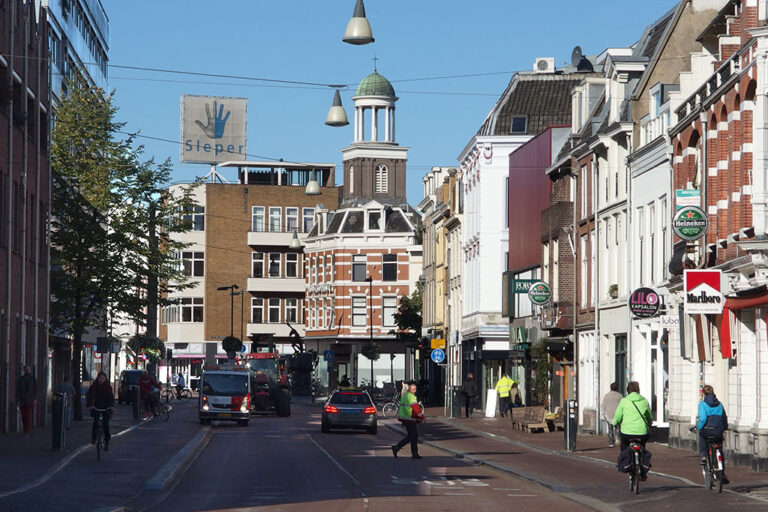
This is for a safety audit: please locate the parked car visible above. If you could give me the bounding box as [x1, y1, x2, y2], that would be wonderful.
[321, 389, 377, 434]
[117, 369, 145, 404]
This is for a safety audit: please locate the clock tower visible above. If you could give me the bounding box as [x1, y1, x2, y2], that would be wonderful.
[340, 67, 409, 206]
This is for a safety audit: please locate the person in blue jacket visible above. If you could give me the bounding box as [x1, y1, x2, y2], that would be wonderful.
[697, 385, 729, 481]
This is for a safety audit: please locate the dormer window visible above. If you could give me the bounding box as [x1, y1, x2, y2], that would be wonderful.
[368, 210, 382, 231]
[375, 164, 388, 194]
[510, 116, 527, 134]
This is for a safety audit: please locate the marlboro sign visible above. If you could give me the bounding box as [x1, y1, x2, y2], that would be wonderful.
[684, 269, 724, 315]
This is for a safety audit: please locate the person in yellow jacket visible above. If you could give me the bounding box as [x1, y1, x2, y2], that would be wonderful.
[495, 373, 514, 417]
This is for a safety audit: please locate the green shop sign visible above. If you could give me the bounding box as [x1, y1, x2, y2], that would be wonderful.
[673, 205, 708, 241]
[528, 281, 553, 306]
[513, 279, 538, 293]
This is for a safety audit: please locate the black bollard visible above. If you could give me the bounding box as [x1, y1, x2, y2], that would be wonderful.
[51, 393, 66, 450]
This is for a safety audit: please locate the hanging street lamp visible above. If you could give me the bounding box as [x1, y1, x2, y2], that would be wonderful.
[343, 0, 374, 45]
[325, 88, 349, 127]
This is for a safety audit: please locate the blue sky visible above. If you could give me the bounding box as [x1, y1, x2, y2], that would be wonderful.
[103, 0, 678, 206]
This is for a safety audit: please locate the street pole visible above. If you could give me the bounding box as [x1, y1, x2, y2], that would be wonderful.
[217, 285, 240, 338]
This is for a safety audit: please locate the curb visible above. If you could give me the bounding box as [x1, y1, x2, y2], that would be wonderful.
[145, 427, 212, 491]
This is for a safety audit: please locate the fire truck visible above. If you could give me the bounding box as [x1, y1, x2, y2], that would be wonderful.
[198, 363, 251, 426]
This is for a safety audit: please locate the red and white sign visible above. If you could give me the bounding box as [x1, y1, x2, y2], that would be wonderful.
[684, 270, 724, 314]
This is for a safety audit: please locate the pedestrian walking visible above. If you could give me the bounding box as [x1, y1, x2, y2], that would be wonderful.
[462, 373, 478, 418]
[601, 382, 623, 447]
[495, 372, 514, 417]
[54, 375, 77, 430]
[86, 371, 115, 451]
[17, 365, 37, 436]
[391, 381, 426, 459]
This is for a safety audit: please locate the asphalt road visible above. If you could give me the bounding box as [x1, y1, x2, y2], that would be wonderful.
[147, 402, 589, 512]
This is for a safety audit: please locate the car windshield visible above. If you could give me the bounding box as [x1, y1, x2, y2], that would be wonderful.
[125, 372, 142, 385]
[247, 359, 278, 379]
[330, 392, 371, 405]
[202, 374, 248, 396]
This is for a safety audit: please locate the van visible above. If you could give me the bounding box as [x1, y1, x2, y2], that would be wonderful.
[199, 364, 251, 426]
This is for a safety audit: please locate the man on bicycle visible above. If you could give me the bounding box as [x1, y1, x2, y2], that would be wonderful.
[697, 385, 729, 482]
[176, 373, 186, 399]
[139, 371, 160, 417]
[86, 371, 114, 450]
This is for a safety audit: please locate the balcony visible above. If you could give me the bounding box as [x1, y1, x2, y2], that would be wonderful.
[248, 230, 307, 247]
[246, 323, 304, 337]
[247, 277, 305, 293]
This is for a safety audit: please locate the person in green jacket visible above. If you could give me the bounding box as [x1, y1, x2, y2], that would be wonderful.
[613, 381, 653, 452]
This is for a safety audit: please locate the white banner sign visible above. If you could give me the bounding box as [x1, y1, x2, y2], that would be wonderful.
[180, 95, 247, 164]
[684, 269, 724, 315]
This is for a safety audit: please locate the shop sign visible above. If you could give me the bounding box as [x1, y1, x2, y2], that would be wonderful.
[673, 206, 708, 241]
[513, 279, 538, 293]
[628, 287, 661, 319]
[684, 269, 724, 315]
[660, 315, 680, 330]
[675, 189, 701, 210]
[512, 343, 530, 351]
[528, 281, 553, 306]
[430, 338, 446, 349]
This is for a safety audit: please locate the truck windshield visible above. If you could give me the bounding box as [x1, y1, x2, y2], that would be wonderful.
[202, 374, 248, 396]
[247, 359, 278, 379]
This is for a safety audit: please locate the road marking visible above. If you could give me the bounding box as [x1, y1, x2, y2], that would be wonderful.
[493, 488, 521, 491]
[304, 430, 369, 509]
[443, 492, 476, 496]
[507, 494, 538, 497]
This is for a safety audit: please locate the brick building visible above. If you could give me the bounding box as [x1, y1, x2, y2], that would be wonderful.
[0, 0, 50, 433]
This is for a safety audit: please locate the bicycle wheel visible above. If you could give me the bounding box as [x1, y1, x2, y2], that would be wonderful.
[160, 404, 170, 422]
[634, 454, 641, 494]
[628, 472, 634, 492]
[382, 402, 397, 418]
[163, 389, 171, 403]
[96, 427, 103, 461]
[182, 389, 192, 401]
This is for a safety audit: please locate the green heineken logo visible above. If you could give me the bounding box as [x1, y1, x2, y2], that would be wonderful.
[528, 281, 552, 306]
[673, 206, 708, 241]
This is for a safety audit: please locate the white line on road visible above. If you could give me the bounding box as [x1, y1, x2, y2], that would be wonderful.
[304, 430, 370, 510]
[507, 494, 538, 497]
[493, 488, 521, 491]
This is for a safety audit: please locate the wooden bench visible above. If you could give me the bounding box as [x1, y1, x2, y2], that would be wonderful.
[510, 406, 547, 432]
[509, 406, 529, 429]
[547, 406, 564, 431]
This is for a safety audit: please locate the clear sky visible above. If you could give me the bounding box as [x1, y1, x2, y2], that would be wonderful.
[103, 0, 679, 206]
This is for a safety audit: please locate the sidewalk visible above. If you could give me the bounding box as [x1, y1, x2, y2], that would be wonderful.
[0, 398, 139, 496]
[418, 406, 768, 499]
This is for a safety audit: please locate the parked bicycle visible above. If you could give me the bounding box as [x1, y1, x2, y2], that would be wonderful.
[92, 407, 110, 461]
[381, 393, 424, 419]
[691, 426, 727, 492]
[163, 384, 192, 402]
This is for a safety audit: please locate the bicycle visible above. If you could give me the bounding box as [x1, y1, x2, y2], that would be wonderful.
[691, 427, 726, 493]
[381, 394, 424, 419]
[163, 385, 192, 402]
[155, 400, 170, 422]
[625, 438, 645, 494]
[92, 407, 111, 461]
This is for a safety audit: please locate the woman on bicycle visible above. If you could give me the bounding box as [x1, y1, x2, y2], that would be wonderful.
[613, 381, 652, 452]
[86, 371, 114, 451]
[697, 385, 729, 482]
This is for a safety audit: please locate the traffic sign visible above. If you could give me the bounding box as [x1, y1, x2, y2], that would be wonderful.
[323, 350, 334, 362]
[430, 348, 446, 364]
[430, 338, 445, 349]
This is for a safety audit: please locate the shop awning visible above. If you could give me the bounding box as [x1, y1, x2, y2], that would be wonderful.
[718, 292, 768, 359]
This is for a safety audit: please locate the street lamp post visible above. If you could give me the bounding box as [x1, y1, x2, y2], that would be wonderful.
[217, 284, 240, 337]
[364, 276, 374, 385]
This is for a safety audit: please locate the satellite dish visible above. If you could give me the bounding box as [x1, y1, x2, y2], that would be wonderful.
[571, 46, 583, 68]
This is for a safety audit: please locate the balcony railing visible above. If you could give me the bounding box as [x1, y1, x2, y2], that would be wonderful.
[675, 52, 741, 121]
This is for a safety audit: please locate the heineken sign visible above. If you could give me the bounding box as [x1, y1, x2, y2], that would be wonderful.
[528, 281, 553, 306]
[628, 287, 661, 319]
[673, 206, 708, 241]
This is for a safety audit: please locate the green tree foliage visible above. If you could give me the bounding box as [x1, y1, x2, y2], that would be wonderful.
[50, 76, 197, 419]
[393, 282, 423, 348]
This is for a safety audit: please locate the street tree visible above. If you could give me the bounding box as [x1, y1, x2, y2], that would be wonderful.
[393, 283, 422, 349]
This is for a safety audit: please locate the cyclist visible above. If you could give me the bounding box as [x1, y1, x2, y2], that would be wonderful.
[176, 373, 186, 399]
[86, 371, 114, 451]
[697, 385, 729, 483]
[614, 381, 652, 479]
[138, 371, 160, 417]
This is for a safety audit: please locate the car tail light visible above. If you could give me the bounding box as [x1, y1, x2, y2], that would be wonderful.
[363, 406, 376, 414]
[324, 405, 338, 414]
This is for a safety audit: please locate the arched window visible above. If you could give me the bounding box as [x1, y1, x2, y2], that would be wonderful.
[349, 166, 354, 195]
[375, 164, 388, 194]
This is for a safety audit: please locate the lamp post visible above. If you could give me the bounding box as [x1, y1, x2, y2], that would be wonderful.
[364, 276, 374, 384]
[217, 284, 240, 337]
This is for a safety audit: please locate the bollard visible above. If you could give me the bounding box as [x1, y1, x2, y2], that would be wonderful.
[51, 393, 66, 450]
[132, 386, 140, 420]
[564, 399, 578, 451]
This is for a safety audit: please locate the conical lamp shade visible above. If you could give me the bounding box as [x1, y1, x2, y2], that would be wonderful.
[343, 0, 374, 45]
[326, 89, 349, 127]
[305, 180, 321, 195]
[289, 231, 302, 250]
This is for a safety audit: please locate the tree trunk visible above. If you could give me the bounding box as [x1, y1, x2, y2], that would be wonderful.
[70, 335, 84, 421]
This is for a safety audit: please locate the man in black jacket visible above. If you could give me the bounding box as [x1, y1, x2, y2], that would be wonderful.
[462, 373, 478, 418]
[17, 365, 37, 436]
[87, 371, 115, 450]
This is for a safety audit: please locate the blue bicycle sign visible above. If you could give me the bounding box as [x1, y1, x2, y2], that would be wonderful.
[431, 349, 446, 364]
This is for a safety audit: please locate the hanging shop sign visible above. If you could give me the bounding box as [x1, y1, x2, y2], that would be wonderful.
[513, 279, 539, 293]
[528, 281, 553, 306]
[684, 269, 724, 315]
[628, 287, 661, 318]
[675, 189, 701, 210]
[673, 206, 709, 241]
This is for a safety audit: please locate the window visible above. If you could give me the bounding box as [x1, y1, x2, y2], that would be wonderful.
[505, 177, 509, 228]
[181, 298, 204, 323]
[252, 252, 264, 277]
[638, 207, 645, 284]
[349, 166, 354, 195]
[661, 198, 668, 280]
[352, 297, 367, 326]
[252, 206, 265, 232]
[375, 165, 388, 194]
[302, 208, 314, 233]
[286, 253, 299, 278]
[352, 254, 367, 281]
[251, 298, 264, 324]
[552, 239, 559, 302]
[319, 299, 326, 328]
[649, 203, 656, 282]
[268, 253, 281, 278]
[183, 205, 205, 231]
[590, 230, 596, 307]
[269, 207, 281, 232]
[286, 298, 298, 323]
[181, 251, 204, 277]
[383, 297, 397, 327]
[580, 235, 588, 307]
[286, 207, 299, 232]
[368, 210, 382, 230]
[510, 116, 527, 133]
[580, 166, 587, 218]
[268, 298, 280, 323]
[383, 254, 397, 281]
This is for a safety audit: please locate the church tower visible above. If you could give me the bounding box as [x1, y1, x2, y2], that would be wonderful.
[340, 67, 409, 206]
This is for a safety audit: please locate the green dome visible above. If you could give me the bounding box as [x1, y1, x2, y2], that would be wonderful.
[355, 71, 395, 97]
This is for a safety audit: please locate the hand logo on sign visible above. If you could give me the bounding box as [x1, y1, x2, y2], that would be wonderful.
[195, 101, 231, 139]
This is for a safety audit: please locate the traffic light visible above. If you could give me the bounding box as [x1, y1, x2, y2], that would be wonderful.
[166, 349, 173, 360]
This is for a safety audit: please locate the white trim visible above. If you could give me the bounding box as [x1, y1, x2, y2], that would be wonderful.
[731, 151, 741, 161]
[708, 205, 719, 215]
[717, 199, 729, 210]
[708, 167, 718, 177]
[732, 192, 741, 202]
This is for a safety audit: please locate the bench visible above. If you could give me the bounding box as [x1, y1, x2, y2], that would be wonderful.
[547, 406, 564, 431]
[510, 406, 547, 432]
